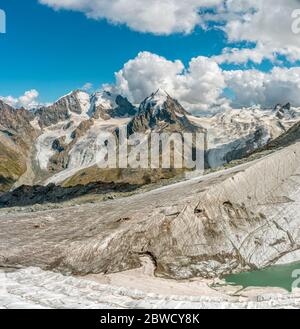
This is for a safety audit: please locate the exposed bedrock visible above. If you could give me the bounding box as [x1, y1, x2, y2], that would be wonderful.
[1, 143, 300, 279]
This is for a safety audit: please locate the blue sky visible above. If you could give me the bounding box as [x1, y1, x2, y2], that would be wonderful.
[0, 0, 227, 103]
[0, 0, 300, 112]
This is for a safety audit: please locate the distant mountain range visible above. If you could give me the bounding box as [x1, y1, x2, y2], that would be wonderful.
[1, 88, 299, 193]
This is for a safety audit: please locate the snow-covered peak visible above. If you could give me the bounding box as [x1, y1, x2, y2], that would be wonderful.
[273, 103, 298, 120]
[139, 89, 171, 114]
[149, 88, 169, 106]
[89, 90, 137, 120]
[75, 91, 91, 116]
[55, 90, 74, 102]
[55, 89, 82, 103]
[57, 90, 91, 118]
[56, 89, 89, 104]
[153, 88, 169, 98]
[0, 98, 14, 110]
[92, 90, 118, 110]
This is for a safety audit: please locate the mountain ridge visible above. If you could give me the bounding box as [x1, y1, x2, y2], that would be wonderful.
[1, 89, 300, 193]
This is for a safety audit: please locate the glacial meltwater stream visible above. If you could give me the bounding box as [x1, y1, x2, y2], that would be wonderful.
[225, 262, 300, 292]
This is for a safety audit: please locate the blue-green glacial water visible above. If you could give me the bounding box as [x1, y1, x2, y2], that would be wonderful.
[225, 262, 300, 292]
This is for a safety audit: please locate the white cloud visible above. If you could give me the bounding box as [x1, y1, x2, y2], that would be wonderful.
[39, 0, 223, 35]
[210, 0, 300, 64]
[175, 56, 228, 112]
[213, 43, 276, 65]
[2, 61, 300, 114]
[114, 51, 226, 113]
[0, 90, 40, 109]
[115, 51, 184, 102]
[225, 67, 300, 108]
[113, 51, 300, 112]
[3, 56, 300, 114]
[38, 0, 300, 64]
[82, 82, 93, 91]
[224, 70, 266, 107]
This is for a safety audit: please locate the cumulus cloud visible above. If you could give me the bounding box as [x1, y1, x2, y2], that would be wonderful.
[3, 55, 300, 114]
[113, 51, 300, 111]
[82, 82, 93, 91]
[115, 52, 184, 102]
[0, 90, 40, 109]
[39, 0, 223, 35]
[114, 51, 226, 113]
[211, 0, 300, 64]
[225, 67, 300, 108]
[39, 0, 300, 64]
[3, 59, 300, 113]
[213, 43, 277, 65]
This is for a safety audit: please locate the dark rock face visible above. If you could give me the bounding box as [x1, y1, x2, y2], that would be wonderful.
[113, 95, 137, 117]
[70, 119, 94, 140]
[35, 104, 70, 128]
[275, 103, 295, 120]
[0, 100, 35, 140]
[52, 138, 66, 153]
[0, 182, 140, 208]
[35, 90, 137, 127]
[221, 127, 268, 164]
[127, 90, 205, 135]
[34, 91, 85, 128]
[262, 120, 300, 151]
[48, 119, 95, 172]
[91, 92, 137, 120]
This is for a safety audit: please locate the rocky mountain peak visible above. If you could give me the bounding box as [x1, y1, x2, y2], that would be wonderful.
[140, 89, 168, 113]
[34, 90, 91, 128]
[274, 103, 291, 111]
[149, 88, 169, 103]
[0, 99, 35, 136]
[274, 102, 295, 120]
[55, 89, 90, 115]
[0, 99, 13, 111]
[139, 89, 188, 118]
[90, 90, 136, 120]
[127, 90, 203, 135]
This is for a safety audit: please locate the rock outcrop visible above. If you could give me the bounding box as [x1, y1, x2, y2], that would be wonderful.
[90, 91, 136, 120]
[127, 89, 203, 135]
[0, 100, 37, 191]
[0, 182, 139, 208]
[34, 90, 88, 128]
